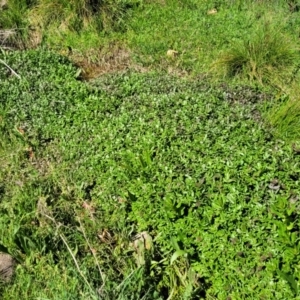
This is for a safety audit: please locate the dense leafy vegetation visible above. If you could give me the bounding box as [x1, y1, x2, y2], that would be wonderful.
[1, 0, 300, 299]
[3, 0, 300, 141]
[0, 50, 300, 299]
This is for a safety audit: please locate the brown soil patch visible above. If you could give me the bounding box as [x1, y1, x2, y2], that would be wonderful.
[68, 43, 147, 80]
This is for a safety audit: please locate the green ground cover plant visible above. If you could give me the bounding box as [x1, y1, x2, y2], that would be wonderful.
[0, 50, 300, 299]
[1, 0, 300, 298]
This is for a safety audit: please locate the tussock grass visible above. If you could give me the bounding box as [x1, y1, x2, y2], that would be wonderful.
[213, 19, 299, 83]
[29, 0, 137, 33]
[0, 0, 31, 48]
[1, 0, 138, 50]
[267, 85, 300, 142]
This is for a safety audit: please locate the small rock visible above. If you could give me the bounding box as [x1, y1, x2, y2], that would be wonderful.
[289, 195, 299, 204]
[207, 8, 217, 15]
[166, 49, 179, 58]
[133, 231, 153, 251]
[292, 143, 300, 154]
[0, 0, 8, 10]
[268, 179, 281, 191]
[131, 232, 153, 266]
[0, 253, 15, 282]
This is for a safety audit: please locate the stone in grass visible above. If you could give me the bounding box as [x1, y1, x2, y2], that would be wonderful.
[0, 253, 15, 282]
[166, 49, 179, 58]
[207, 8, 217, 15]
[0, 0, 8, 10]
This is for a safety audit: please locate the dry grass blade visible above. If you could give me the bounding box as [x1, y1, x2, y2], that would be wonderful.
[40, 210, 96, 296]
[77, 217, 106, 290]
[0, 58, 21, 79]
[0, 29, 16, 43]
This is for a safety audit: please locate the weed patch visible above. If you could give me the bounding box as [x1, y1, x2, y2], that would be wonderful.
[0, 50, 300, 298]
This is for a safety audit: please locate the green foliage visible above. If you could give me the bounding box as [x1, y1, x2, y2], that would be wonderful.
[123, 0, 300, 80]
[0, 0, 30, 28]
[0, 1, 300, 299]
[1, 50, 300, 298]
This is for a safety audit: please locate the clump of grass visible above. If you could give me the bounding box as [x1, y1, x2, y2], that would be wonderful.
[29, 0, 138, 33]
[213, 19, 299, 83]
[267, 91, 300, 143]
[0, 0, 32, 48]
[1, 0, 139, 51]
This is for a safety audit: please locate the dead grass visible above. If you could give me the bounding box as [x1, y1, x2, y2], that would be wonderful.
[0, 27, 42, 50]
[27, 27, 43, 48]
[66, 42, 148, 80]
[0, 29, 17, 49]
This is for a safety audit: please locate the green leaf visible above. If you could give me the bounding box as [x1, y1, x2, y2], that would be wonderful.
[277, 270, 298, 296]
[170, 250, 186, 265]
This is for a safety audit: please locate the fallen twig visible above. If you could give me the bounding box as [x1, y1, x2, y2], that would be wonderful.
[42, 212, 96, 295]
[0, 58, 21, 79]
